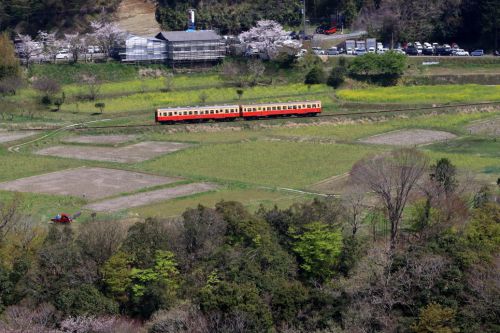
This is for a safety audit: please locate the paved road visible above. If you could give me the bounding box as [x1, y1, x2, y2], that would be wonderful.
[313, 30, 367, 41]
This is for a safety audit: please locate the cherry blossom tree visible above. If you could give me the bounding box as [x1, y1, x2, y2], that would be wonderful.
[37, 31, 63, 63]
[238, 20, 301, 59]
[17, 34, 40, 67]
[90, 21, 124, 59]
[64, 33, 86, 63]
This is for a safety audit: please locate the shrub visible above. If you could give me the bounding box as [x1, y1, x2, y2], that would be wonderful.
[349, 51, 406, 86]
[327, 66, 346, 88]
[55, 284, 119, 317]
[304, 66, 325, 85]
[95, 102, 105, 114]
[292, 222, 343, 280]
[411, 303, 458, 333]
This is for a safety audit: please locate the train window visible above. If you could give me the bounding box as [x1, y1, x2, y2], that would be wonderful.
[252, 108, 256, 111]
[292, 105, 296, 109]
[183, 111, 187, 115]
[194, 111, 198, 115]
[188, 111, 192, 115]
[307, 104, 311, 108]
[168, 112, 172, 116]
[272, 107, 276, 110]
[210, 110, 214, 114]
[312, 104, 316, 108]
[277, 106, 281, 110]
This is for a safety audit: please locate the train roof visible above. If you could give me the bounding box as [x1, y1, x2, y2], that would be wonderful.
[240, 100, 321, 107]
[157, 104, 240, 111]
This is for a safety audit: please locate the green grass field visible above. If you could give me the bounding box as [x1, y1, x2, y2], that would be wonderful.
[426, 137, 500, 158]
[1, 62, 499, 218]
[0, 148, 82, 182]
[138, 141, 383, 188]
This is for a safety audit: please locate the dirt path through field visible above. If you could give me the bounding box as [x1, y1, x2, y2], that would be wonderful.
[360, 129, 457, 146]
[36, 141, 191, 163]
[85, 183, 218, 212]
[116, 0, 160, 35]
[0, 167, 178, 200]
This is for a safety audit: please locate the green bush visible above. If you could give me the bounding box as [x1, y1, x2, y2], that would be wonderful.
[55, 284, 119, 317]
[304, 66, 325, 85]
[327, 66, 346, 88]
[349, 51, 406, 86]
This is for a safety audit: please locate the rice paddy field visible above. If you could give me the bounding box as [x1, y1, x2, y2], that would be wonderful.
[1, 62, 500, 219]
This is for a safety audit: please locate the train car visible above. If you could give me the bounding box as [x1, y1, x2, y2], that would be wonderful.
[156, 104, 241, 124]
[240, 101, 322, 119]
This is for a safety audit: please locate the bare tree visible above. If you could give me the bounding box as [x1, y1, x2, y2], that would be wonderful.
[340, 244, 450, 332]
[0, 194, 23, 242]
[247, 59, 266, 86]
[32, 77, 61, 104]
[0, 76, 23, 96]
[0, 303, 57, 332]
[80, 73, 101, 100]
[342, 187, 366, 236]
[64, 33, 86, 63]
[221, 61, 247, 87]
[350, 148, 428, 250]
[163, 72, 174, 92]
[77, 220, 127, 266]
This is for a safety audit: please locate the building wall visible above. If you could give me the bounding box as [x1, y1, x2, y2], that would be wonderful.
[166, 40, 225, 62]
[121, 37, 167, 62]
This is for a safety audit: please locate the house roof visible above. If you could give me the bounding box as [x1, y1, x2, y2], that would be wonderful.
[156, 30, 221, 42]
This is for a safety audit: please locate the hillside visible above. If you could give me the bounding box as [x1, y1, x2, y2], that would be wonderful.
[116, 0, 160, 36]
[0, 0, 121, 35]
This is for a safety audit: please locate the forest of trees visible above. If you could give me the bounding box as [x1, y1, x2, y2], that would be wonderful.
[0, 151, 499, 332]
[0, 0, 121, 35]
[1, 0, 497, 48]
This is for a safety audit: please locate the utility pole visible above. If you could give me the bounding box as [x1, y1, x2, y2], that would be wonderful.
[301, 0, 306, 40]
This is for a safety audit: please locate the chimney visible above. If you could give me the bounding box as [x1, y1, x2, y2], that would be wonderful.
[188, 9, 195, 31]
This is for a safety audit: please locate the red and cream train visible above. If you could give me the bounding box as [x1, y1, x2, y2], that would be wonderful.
[155, 100, 322, 124]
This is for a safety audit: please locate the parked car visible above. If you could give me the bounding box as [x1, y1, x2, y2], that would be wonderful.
[393, 48, 406, 55]
[368, 47, 376, 53]
[325, 47, 339, 56]
[315, 25, 337, 35]
[405, 46, 419, 55]
[312, 47, 325, 55]
[414, 42, 423, 54]
[454, 49, 469, 56]
[55, 50, 71, 60]
[346, 47, 354, 55]
[354, 48, 367, 56]
[436, 46, 453, 56]
[87, 45, 101, 54]
[494, 50, 500, 56]
[422, 47, 434, 55]
[470, 49, 484, 56]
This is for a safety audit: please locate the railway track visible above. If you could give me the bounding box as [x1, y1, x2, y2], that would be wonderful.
[12, 101, 500, 132]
